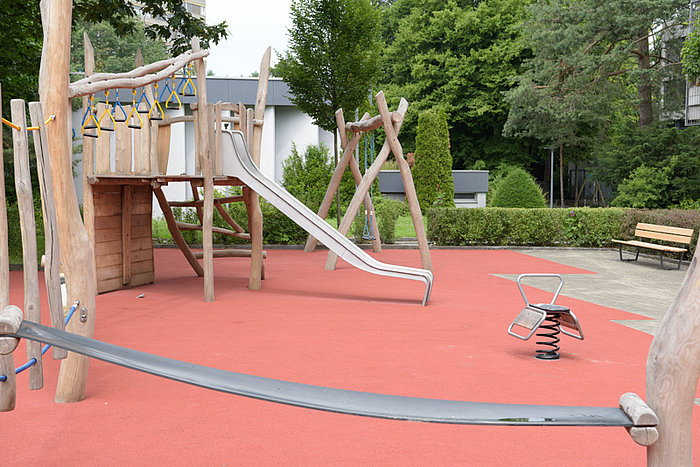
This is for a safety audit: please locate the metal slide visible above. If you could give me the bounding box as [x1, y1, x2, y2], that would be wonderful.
[221, 131, 433, 306]
[10, 320, 636, 427]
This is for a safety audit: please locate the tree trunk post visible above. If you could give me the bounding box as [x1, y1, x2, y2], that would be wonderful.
[39, 0, 97, 403]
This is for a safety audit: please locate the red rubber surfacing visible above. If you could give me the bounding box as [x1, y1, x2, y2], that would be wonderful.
[3, 248, 699, 465]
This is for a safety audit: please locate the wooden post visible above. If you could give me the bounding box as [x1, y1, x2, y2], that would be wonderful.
[82, 33, 97, 290]
[192, 38, 214, 302]
[646, 236, 700, 465]
[29, 102, 67, 360]
[375, 91, 431, 271]
[11, 99, 43, 389]
[325, 98, 408, 270]
[0, 84, 16, 412]
[214, 101, 223, 176]
[39, 0, 97, 403]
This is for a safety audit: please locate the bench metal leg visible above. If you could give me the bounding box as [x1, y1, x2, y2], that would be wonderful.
[618, 245, 639, 262]
[660, 251, 684, 270]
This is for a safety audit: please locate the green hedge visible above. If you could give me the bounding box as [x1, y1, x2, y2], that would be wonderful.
[427, 207, 700, 256]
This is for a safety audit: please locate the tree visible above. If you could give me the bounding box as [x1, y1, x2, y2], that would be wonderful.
[71, 21, 170, 74]
[378, 0, 536, 170]
[490, 167, 547, 208]
[413, 108, 455, 212]
[275, 0, 379, 224]
[0, 0, 228, 115]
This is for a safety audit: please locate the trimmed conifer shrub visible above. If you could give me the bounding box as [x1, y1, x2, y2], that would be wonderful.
[490, 167, 547, 208]
[412, 108, 455, 213]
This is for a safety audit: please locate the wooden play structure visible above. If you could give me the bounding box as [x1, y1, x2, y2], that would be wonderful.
[304, 94, 433, 273]
[78, 35, 270, 297]
[0, 1, 698, 465]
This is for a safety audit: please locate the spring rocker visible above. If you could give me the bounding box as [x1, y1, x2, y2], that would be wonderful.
[0, 2, 697, 465]
[507, 274, 584, 360]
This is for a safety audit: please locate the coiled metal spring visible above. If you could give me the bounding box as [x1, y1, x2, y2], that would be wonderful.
[535, 312, 561, 360]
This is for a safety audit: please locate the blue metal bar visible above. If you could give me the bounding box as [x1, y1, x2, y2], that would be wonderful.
[0, 300, 80, 383]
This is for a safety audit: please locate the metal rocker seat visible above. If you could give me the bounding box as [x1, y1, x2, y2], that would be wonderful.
[507, 274, 584, 360]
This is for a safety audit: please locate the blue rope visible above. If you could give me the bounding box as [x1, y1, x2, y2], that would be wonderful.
[0, 301, 80, 383]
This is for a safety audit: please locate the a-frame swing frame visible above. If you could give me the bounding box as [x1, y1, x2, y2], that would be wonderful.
[306, 91, 432, 273]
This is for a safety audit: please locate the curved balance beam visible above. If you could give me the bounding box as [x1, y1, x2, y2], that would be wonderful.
[11, 319, 639, 427]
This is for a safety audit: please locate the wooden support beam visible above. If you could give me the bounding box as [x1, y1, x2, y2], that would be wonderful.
[82, 33, 97, 294]
[214, 101, 223, 176]
[376, 91, 432, 271]
[29, 101, 66, 360]
[214, 199, 246, 233]
[345, 111, 403, 133]
[325, 98, 408, 270]
[168, 195, 244, 208]
[11, 99, 43, 390]
[193, 250, 267, 259]
[152, 185, 204, 276]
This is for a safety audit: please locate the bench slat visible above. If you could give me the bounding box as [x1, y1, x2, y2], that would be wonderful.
[635, 229, 693, 245]
[613, 239, 687, 253]
[637, 223, 694, 238]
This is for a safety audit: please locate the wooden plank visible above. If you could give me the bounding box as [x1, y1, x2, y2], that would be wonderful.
[157, 124, 171, 175]
[637, 223, 694, 237]
[95, 253, 122, 268]
[97, 264, 123, 282]
[152, 184, 203, 276]
[95, 200, 122, 217]
[122, 185, 132, 284]
[0, 84, 15, 412]
[238, 102, 246, 136]
[131, 213, 152, 228]
[132, 199, 152, 216]
[132, 236, 153, 251]
[11, 99, 43, 389]
[130, 259, 154, 275]
[40, 0, 97, 403]
[149, 120, 159, 175]
[94, 228, 122, 243]
[94, 103, 111, 174]
[114, 104, 132, 174]
[131, 225, 152, 239]
[636, 229, 693, 245]
[29, 101, 66, 359]
[95, 240, 123, 258]
[94, 214, 122, 230]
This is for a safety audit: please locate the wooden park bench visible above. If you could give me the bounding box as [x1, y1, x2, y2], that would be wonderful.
[612, 223, 694, 270]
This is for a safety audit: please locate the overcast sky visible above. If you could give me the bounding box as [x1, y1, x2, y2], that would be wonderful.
[206, 0, 293, 77]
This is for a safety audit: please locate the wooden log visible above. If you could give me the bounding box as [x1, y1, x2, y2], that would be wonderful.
[190, 180, 204, 224]
[11, 99, 43, 390]
[345, 111, 403, 133]
[193, 250, 268, 259]
[68, 49, 210, 98]
[325, 98, 408, 270]
[170, 195, 244, 208]
[0, 305, 23, 355]
[29, 102, 66, 360]
[150, 120, 159, 176]
[619, 392, 658, 427]
[376, 91, 432, 271]
[304, 111, 369, 253]
[192, 38, 214, 302]
[246, 108, 254, 147]
[152, 184, 203, 276]
[175, 221, 251, 239]
[243, 187, 263, 289]
[114, 104, 132, 174]
[646, 234, 700, 465]
[0, 84, 14, 412]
